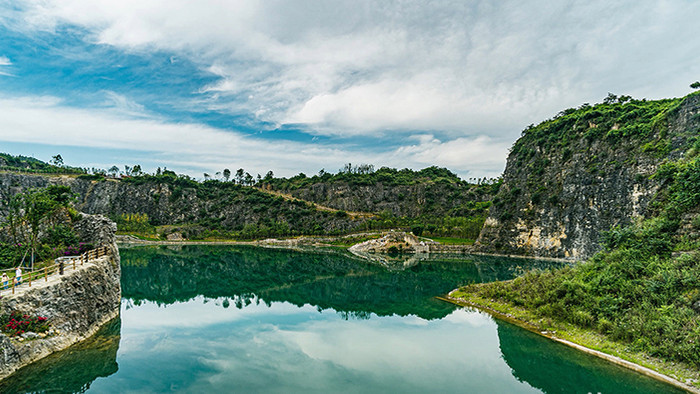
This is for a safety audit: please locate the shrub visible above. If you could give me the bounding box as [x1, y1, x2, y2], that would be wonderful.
[0, 311, 50, 337]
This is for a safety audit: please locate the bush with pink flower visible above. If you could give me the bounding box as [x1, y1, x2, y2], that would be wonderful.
[0, 311, 50, 337]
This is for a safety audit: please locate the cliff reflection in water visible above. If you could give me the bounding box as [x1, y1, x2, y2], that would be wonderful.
[496, 320, 685, 394]
[120, 245, 564, 320]
[0, 317, 121, 393]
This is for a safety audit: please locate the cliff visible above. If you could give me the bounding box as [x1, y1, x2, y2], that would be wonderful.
[0, 174, 367, 238]
[476, 92, 700, 259]
[0, 166, 497, 240]
[0, 214, 121, 380]
[268, 167, 498, 218]
[277, 181, 494, 218]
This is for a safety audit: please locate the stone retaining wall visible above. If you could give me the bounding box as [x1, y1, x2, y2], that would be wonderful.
[0, 215, 121, 380]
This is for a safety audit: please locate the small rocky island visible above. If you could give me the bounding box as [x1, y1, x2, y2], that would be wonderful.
[349, 231, 434, 254]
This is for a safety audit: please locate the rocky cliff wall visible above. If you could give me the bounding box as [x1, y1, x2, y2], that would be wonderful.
[281, 181, 494, 218]
[475, 94, 700, 260]
[0, 215, 120, 380]
[0, 174, 365, 236]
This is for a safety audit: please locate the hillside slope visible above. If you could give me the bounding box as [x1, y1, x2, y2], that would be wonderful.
[451, 91, 700, 383]
[267, 166, 498, 219]
[476, 92, 700, 259]
[0, 173, 368, 239]
[0, 165, 496, 240]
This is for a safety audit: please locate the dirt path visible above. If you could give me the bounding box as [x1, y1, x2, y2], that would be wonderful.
[255, 188, 376, 219]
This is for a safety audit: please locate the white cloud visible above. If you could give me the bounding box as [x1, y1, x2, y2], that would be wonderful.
[0, 94, 505, 178]
[10, 0, 700, 138]
[393, 134, 509, 178]
[2, 1, 698, 179]
[0, 55, 13, 76]
[101, 90, 148, 117]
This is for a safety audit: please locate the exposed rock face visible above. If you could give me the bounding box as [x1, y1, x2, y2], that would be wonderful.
[476, 94, 700, 260]
[0, 216, 120, 380]
[279, 182, 494, 218]
[0, 175, 365, 236]
[0, 318, 120, 393]
[349, 231, 434, 254]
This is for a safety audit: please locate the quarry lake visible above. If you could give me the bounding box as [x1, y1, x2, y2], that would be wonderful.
[0, 245, 684, 393]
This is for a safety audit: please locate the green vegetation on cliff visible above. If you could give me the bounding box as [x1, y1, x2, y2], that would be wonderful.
[0, 154, 497, 242]
[115, 173, 365, 239]
[266, 165, 500, 240]
[116, 167, 497, 241]
[512, 93, 686, 161]
[0, 153, 85, 175]
[478, 90, 700, 258]
[0, 185, 89, 269]
[456, 92, 700, 371]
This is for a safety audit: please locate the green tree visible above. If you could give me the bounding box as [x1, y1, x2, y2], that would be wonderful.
[691, 81, 700, 89]
[20, 187, 69, 267]
[223, 168, 231, 182]
[244, 172, 254, 186]
[50, 154, 63, 167]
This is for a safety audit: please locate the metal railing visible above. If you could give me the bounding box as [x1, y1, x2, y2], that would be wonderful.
[0, 246, 111, 295]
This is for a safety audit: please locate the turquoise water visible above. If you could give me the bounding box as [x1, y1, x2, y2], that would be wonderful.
[0, 245, 684, 393]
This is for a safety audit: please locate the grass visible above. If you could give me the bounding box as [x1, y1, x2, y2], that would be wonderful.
[116, 232, 161, 241]
[446, 287, 700, 389]
[425, 236, 475, 245]
[116, 231, 385, 247]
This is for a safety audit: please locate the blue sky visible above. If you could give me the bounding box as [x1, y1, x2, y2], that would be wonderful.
[1, 1, 699, 180]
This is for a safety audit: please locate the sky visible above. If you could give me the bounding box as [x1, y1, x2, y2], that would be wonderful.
[0, 1, 699, 180]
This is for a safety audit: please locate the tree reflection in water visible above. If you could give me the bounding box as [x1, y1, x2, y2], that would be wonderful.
[495, 319, 686, 394]
[120, 245, 563, 320]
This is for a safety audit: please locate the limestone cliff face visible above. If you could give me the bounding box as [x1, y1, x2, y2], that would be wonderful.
[475, 94, 700, 260]
[280, 181, 494, 218]
[0, 172, 495, 235]
[0, 175, 365, 235]
[0, 215, 120, 380]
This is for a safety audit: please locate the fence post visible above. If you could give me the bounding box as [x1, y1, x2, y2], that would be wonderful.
[73, 259, 76, 270]
[45, 266, 48, 281]
[12, 280, 14, 294]
[28, 272, 31, 287]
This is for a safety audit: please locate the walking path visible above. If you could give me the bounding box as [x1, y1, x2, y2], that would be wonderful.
[1, 247, 110, 297]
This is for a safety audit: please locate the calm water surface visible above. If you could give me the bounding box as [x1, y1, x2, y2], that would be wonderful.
[0, 245, 684, 393]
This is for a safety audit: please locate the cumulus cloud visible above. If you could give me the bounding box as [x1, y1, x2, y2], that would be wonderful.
[0, 94, 503, 178]
[11, 0, 700, 138]
[392, 134, 509, 178]
[1, 1, 699, 178]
